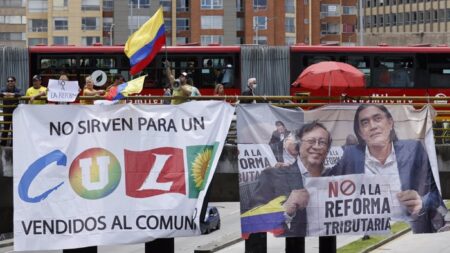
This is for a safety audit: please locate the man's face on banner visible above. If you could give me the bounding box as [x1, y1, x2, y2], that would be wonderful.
[357, 106, 393, 147]
[299, 127, 329, 169]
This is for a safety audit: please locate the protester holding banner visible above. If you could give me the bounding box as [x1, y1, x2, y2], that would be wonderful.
[329, 104, 446, 233]
[81, 76, 105, 105]
[164, 60, 194, 105]
[25, 75, 47, 105]
[249, 121, 332, 236]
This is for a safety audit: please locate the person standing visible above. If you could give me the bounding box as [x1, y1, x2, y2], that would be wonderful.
[25, 75, 47, 105]
[81, 76, 105, 105]
[241, 77, 257, 103]
[0, 76, 23, 146]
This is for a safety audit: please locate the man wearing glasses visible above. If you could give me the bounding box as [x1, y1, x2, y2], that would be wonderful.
[250, 121, 332, 236]
[1, 76, 23, 146]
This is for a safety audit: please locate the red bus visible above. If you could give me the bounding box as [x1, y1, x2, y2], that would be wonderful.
[29, 44, 450, 100]
[29, 45, 241, 96]
[290, 45, 450, 99]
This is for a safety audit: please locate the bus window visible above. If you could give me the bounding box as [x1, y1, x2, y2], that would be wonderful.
[340, 56, 371, 87]
[372, 56, 414, 88]
[428, 54, 450, 88]
[201, 57, 233, 87]
[302, 55, 336, 68]
[39, 57, 76, 85]
[80, 57, 116, 69]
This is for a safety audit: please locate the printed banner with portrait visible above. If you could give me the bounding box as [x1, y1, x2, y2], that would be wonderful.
[13, 101, 234, 251]
[237, 103, 447, 238]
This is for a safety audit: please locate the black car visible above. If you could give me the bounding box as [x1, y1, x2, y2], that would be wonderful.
[200, 206, 221, 234]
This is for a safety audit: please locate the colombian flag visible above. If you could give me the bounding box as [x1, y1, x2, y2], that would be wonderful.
[106, 75, 146, 100]
[241, 196, 287, 239]
[125, 6, 165, 75]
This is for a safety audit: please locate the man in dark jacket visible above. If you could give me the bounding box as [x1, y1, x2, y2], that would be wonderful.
[1, 76, 22, 146]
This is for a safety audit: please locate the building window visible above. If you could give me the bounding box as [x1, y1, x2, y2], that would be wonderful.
[176, 37, 188, 45]
[285, 0, 295, 14]
[320, 4, 340, 18]
[367, 0, 371, 7]
[82, 36, 100, 45]
[82, 17, 99, 31]
[320, 23, 340, 34]
[447, 9, 450, 21]
[343, 6, 356, 15]
[0, 32, 25, 40]
[201, 16, 223, 29]
[398, 13, 403, 25]
[418, 11, 423, 23]
[372, 15, 377, 26]
[201, 35, 223, 45]
[103, 0, 114, 11]
[236, 0, 243, 11]
[0, 0, 23, 7]
[128, 16, 150, 31]
[236, 17, 244, 31]
[412, 12, 417, 23]
[129, 0, 150, 8]
[365, 16, 371, 28]
[253, 16, 267, 30]
[439, 9, 445, 21]
[29, 19, 47, 32]
[53, 0, 68, 10]
[253, 36, 267, 45]
[343, 24, 355, 33]
[53, 36, 68, 45]
[54, 17, 68, 30]
[391, 13, 396, 25]
[176, 0, 189, 11]
[0, 16, 26, 24]
[81, 0, 100, 11]
[201, 0, 223, 9]
[103, 17, 113, 32]
[28, 38, 48, 45]
[285, 36, 296, 45]
[253, 0, 267, 10]
[160, 0, 171, 11]
[176, 18, 189, 31]
[285, 17, 295, 33]
[378, 15, 383, 26]
[405, 12, 410, 24]
[28, 0, 47, 13]
[385, 14, 390, 25]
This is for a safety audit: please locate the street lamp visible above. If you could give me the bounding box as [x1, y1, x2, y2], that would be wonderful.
[109, 23, 115, 46]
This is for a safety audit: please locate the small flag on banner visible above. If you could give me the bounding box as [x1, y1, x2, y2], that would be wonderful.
[106, 75, 146, 101]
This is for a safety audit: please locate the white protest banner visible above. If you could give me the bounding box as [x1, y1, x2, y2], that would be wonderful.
[237, 104, 447, 238]
[47, 79, 80, 102]
[13, 101, 234, 251]
[305, 174, 403, 236]
[238, 144, 277, 185]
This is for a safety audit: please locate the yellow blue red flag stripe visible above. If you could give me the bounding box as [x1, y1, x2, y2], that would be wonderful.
[125, 7, 165, 75]
[241, 195, 286, 238]
[107, 75, 147, 100]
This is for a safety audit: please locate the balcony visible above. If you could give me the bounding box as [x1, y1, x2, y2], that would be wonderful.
[81, 5, 100, 11]
[320, 11, 341, 18]
[29, 27, 48, 32]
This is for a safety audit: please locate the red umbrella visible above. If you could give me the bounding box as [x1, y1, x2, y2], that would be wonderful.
[291, 61, 365, 96]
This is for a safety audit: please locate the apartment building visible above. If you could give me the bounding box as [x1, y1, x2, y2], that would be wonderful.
[363, 0, 450, 45]
[0, 0, 26, 47]
[298, 0, 359, 45]
[27, 0, 103, 46]
[23, 0, 359, 47]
